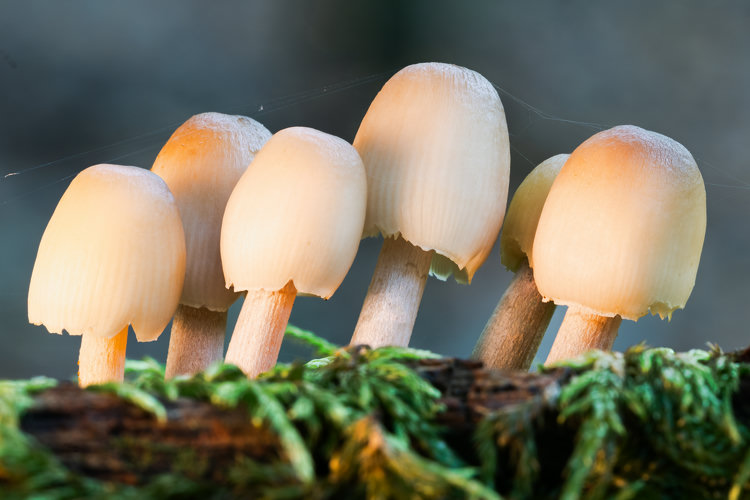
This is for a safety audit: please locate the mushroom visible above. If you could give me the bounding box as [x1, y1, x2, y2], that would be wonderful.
[532, 126, 706, 364]
[28, 164, 185, 386]
[349, 62, 510, 348]
[152, 112, 271, 378]
[472, 154, 568, 370]
[221, 127, 366, 377]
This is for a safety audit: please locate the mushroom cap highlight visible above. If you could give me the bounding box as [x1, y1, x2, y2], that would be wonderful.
[353, 62, 510, 284]
[152, 112, 271, 311]
[221, 127, 367, 299]
[28, 164, 186, 341]
[500, 154, 569, 272]
[532, 125, 706, 320]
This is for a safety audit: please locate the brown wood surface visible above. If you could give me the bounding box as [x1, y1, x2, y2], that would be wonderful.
[21, 383, 280, 485]
[18, 355, 749, 486]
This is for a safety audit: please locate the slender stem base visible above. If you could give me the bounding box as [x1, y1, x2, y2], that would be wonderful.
[472, 259, 556, 371]
[544, 308, 622, 365]
[78, 326, 128, 387]
[165, 305, 228, 379]
[225, 282, 297, 378]
[350, 235, 433, 348]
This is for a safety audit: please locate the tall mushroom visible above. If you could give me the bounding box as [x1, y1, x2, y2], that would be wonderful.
[28, 164, 185, 386]
[532, 126, 706, 364]
[349, 62, 510, 348]
[472, 154, 568, 370]
[152, 112, 271, 378]
[221, 127, 366, 378]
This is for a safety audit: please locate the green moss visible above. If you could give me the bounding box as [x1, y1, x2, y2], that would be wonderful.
[479, 345, 750, 499]
[1, 329, 749, 499]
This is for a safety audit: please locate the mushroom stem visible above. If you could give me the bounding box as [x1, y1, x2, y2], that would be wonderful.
[78, 326, 128, 387]
[165, 305, 227, 379]
[472, 259, 556, 371]
[351, 235, 433, 348]
[225, 282, 296, 378]
[544, 308, 622, 365]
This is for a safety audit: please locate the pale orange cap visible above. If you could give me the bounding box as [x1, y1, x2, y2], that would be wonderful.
[28, 164, 186, 341]
[221, 127, 367, 299]
[152, 112, 271, 311]
[500, 154, 569, 272]
[354, 62, 510, 284]
[532, 126, 706, 320]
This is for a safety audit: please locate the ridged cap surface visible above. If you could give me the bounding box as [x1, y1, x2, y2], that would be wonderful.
[500, 154, 568, 272]
[221, 127, 366, 299]
[354, 62, 510, 283]
[28, 164, 186, 341]
[152, 112, 271, 311]
[532, 126, 706, 320]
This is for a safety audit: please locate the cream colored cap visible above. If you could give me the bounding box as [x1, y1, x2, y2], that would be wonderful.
[532, 125, 706, 320]
[500, 154, 569, 272]
[221, 127, 367, 299]
[28, 164, 186, 341]
[152, 112, 271, 312]
[354, 62, 510, 284]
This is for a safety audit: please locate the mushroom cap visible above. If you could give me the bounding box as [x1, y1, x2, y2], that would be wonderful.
[221, 127, 367, 299]
[28, 164, 186, 341]
[500, 154, 569, 272]
[152, 112, 271, 312]
[353, 62, 510, 284]
[532, 125, 706, 320]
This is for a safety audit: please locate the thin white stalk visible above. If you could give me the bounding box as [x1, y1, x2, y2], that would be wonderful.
[165, 305, 227, 379]
[350, 236, 433, 348]
[545, 307, 622, 365]
[472, 259, 555, 371]
[225, 282, 296, 378]
[78, 326, 128, 387]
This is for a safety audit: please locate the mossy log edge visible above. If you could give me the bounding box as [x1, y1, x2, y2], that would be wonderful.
[16, 346, 750, 493]
[19, 358, 569, 485]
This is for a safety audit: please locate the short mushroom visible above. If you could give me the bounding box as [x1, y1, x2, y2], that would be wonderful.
[28, 164, 186, 386]
[221, 127, 366, 377]
[472, 154, 568, 370]
[532, 126, 706, 364]
[349, 62, 510, 348]
[152, 112, 271, 378]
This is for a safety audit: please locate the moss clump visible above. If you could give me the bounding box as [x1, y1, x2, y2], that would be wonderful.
[478, 345, 750, 499]
[1, 327, 749, 499]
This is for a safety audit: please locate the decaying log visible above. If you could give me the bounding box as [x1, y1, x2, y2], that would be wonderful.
[18, 357, 749, 487]
[21, 383, 280, 484]
[19, 359, 569, 485]
[415, 359, 568, 429]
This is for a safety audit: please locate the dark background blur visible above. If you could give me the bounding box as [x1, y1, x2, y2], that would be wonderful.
[1, 2, 748, 380]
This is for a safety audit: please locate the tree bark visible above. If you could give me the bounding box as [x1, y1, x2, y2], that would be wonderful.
[18, 356, 749, 487]
[21, 383, 280, 485]
[19, 359, 566, 485]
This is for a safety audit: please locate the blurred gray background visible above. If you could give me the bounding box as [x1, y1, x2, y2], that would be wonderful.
[1, 1, 748, 380]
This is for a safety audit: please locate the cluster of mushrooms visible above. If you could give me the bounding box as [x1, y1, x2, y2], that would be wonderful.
[27, 62, 707, 387]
